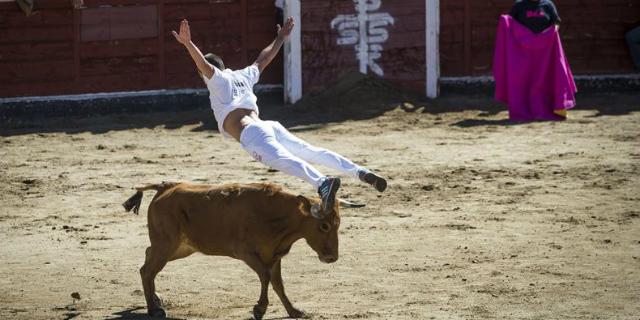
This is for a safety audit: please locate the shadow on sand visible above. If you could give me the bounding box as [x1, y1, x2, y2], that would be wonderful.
[451, 118, 517, 127]
[1, 83, 638, 137]
[103, 306, 310, 320]
[104, 307, 186, 320]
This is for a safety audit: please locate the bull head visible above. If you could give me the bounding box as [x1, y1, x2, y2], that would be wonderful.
[297, 195, 340, 264]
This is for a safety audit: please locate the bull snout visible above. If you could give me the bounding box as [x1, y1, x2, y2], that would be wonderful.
[319, 254, 338, 263]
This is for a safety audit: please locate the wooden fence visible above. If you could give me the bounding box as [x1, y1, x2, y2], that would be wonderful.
[0, 0, 282, 97]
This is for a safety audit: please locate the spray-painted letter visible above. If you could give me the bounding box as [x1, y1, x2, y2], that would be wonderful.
[330, 0, 394, 76]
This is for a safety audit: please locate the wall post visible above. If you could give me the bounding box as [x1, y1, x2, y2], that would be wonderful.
[426, 0, 440, 98]
[284, 0, 302, 103]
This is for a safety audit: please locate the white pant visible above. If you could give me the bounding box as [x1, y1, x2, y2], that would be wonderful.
[239, 120, 363, 189]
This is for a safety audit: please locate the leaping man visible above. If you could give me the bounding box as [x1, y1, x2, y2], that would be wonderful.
[172, 17, 387, 214]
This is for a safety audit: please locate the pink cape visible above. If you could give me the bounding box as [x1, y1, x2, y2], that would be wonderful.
[493, 15, 576, 121]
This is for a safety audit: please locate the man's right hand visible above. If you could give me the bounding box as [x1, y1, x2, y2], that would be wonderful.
[172, 19, 191, 45]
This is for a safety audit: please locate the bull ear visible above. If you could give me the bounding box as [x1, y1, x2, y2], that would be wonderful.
[297, 195, 324, 219]
[297, 195, 310, 211]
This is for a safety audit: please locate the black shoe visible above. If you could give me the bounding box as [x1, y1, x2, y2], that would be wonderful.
[359, 170, 387, 192]
[318, 177, 341, 214]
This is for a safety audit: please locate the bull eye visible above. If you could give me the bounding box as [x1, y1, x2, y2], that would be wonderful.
[319, 222, 331, 233]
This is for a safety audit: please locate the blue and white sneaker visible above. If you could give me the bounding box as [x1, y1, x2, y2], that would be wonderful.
[318, 177, 341, 214]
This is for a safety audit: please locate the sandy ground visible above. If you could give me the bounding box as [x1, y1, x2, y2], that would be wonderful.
[0, 93, 639, 320]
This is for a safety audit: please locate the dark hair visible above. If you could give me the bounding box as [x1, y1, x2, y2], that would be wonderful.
[204, 53, 225, 70]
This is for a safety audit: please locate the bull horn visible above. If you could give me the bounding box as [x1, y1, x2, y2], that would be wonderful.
[339, 198, 366, 208]
[310, 204, 325, 219]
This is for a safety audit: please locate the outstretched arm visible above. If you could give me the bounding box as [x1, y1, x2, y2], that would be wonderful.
[172, 19, 214, 79]
[253, 17, 295, 73]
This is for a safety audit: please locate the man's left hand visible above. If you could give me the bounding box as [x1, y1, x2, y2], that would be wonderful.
[277, 17, 295, 41]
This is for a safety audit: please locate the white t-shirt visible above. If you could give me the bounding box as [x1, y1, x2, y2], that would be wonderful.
[204, 65, 261, 138]
[275, 0, 284, 9]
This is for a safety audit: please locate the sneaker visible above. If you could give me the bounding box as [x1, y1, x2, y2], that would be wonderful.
[359, 170, 387, 192]
[318, 177, 341, 214]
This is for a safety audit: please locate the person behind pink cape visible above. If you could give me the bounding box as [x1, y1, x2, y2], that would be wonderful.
[493, 14, 577, 121]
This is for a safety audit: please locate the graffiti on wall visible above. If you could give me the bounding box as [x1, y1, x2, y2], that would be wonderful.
[331, 0, 394, 76]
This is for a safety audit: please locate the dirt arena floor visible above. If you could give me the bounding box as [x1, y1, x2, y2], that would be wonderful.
[1, 92, 639, 319]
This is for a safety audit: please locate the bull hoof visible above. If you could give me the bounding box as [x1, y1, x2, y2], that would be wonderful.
[153, 293, 164, 307]
[287, 308, 308, 319]
[148, 307, 166, 319]
[252, 305, 266, 320]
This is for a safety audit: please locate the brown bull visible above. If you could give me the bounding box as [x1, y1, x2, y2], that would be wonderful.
[122, 181, 340, 319]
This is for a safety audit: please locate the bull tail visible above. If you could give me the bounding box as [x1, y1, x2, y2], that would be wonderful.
[122, 181, 179, 215]
[122, 191, 144, 214]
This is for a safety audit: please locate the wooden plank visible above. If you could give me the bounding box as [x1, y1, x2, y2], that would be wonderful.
[0, 60, 75, 83]
[164, 2, 240, 20]
[240, 0, 248, 66]
[83, 0, 158, 7]
[0, 42, 74, 61]
[78, 39, 159, 58]
[246, 33, 275, 48]
[246, 0, 272, 14]
[81, 6, 158, 41]
[301, 51, 355, 68]
[25, 0, 71, 9]
[110, 6, 158, 39]
[247, 16, 276, 32]
[0, 81, 76, 98]
[0, 8, 73, 27]
[0, 2, 16, 9]
[163, 2, 213, 21]
[162, 0, 208, 4]
[164, 71, 204, 89]
[164, 38, 240, 58]
[76, 72, 163, 92]
[0, 25, 73, 43]
[384, 31, 427, 49]
[170, 19, 241, 43]
[162, 21, 239, 39]
[73, 5, 80, 83]
[165, 51, 243, 73]
[79, 56, 159, 76]
[188, 38, 242, 57]
[79, 8, 109, 41]
[440, 28, 464, 43]
[163, 54, 193, 74]
[158, 0, 166, 88]
[463, 0, 471, 75]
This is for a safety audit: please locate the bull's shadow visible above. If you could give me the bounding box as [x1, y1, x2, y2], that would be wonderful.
[105, 307, 185, 320]
[105, 306, 308, 320]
